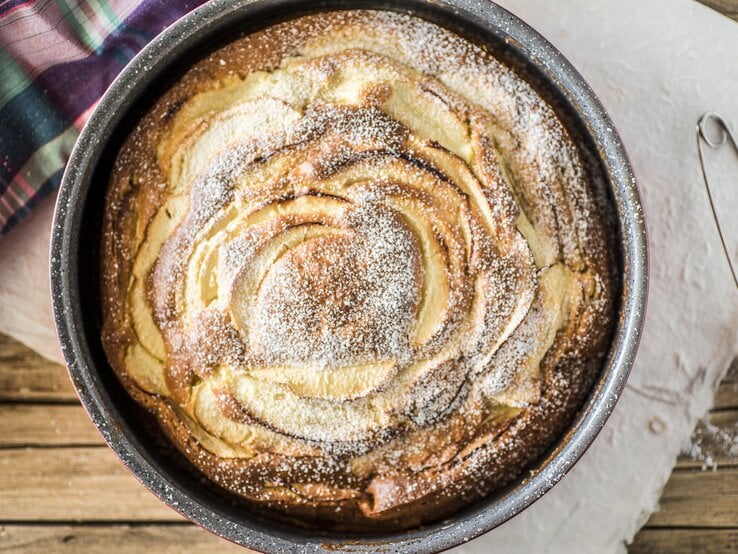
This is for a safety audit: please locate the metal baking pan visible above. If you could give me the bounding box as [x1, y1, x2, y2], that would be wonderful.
[50, 0, 648, 551]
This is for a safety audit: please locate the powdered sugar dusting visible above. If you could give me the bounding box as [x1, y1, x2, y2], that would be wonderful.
[252, 192, 418, 368]
[100, 9, 616, 530]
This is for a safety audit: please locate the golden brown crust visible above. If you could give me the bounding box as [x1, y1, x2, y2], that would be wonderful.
[100, 10, 616, 532]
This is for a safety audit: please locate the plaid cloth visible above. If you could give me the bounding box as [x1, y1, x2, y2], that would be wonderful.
[0, 0, 207, 237]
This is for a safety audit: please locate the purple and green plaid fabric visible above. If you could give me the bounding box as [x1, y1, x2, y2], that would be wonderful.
[0, 0, 207, 237]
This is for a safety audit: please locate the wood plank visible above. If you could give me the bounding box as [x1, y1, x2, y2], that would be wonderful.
[0, 524, 249, 553]
[677, 409, 738, 469]
[697, 0, 738, 21]
[0, 335, 76, 402]
[0, 405, 103, 447]
[660, 468, 738, 496]
[713, 382, 738, 410]
[676, 360, 738, 468]
[630, 528, 738, 554]
[0, 447, 183, 522]
[646, 468, 738, 527]
[713, 357, 738, 410]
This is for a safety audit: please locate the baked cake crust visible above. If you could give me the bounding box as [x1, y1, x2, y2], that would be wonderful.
[100, 10, 615, 531]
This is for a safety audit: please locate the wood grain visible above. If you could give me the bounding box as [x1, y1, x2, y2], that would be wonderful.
[0, 447, 183, 522]
[713, 361, 738, 410]
[676, 409, 738, 469]
[631, 356, 738, 549]
[0, 328, 736, 551]
[646, 469, 738, 527]
[714, 382, 738, 410]
[0, 405, 103, 447]
[698, 0, 738, 21]
[0, 335, 75, 402]
[0, 525, 247, 553]
[630, 529, 738, 554]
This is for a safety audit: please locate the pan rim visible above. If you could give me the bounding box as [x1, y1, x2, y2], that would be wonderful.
[50, 1, 648, 552]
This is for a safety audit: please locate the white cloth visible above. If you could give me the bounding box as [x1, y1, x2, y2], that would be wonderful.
[458, 0, 738, 552]
[0, 1, 736, 552]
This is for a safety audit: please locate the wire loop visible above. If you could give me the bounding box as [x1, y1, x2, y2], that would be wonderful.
[696, 112, 738, 288]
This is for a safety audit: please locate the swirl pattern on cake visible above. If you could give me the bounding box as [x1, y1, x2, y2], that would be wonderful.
[101, 11, 616, 531]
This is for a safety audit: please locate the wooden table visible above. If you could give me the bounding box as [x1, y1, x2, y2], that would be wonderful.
[0, 340, 736, 554]
[0, 333, 245, 553]
[630, 1, 738, 551]
[1, 2, 736, 552]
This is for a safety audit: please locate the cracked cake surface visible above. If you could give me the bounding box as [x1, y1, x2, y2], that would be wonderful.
[100, 10, 616, 531]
